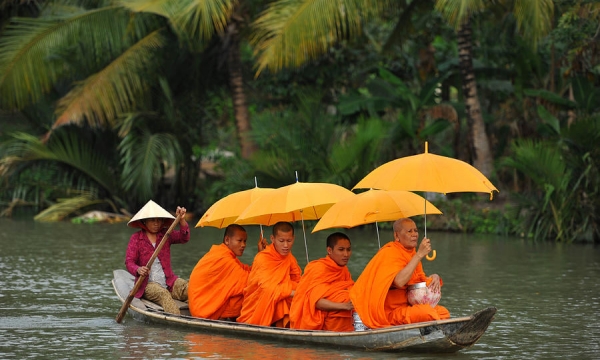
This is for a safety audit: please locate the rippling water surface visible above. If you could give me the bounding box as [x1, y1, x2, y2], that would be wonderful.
[1, 218, 598, 359]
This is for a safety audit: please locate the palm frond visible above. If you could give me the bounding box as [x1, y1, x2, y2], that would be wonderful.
[328, 118, 388, 187]
[119, 130, 182, 201]
[500, 139, 568, 190]
[513, 0, 554, 48]
[0, 131, 118, 194]
[434, 0, 487, 28]
[121, 0, 235, 44]
[174, 0, 235, 43]
[119, 0, 185, 18]
[0, 6, 159, 109]
[53, 28, 167, 129]
[251, 0, 394, 75]
[33, 193, 105, 222]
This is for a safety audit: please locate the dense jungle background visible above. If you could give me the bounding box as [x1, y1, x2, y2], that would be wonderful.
[0, 0, 598, 243]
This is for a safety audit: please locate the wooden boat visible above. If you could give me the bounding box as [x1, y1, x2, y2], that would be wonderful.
[112, 269, 496, 353]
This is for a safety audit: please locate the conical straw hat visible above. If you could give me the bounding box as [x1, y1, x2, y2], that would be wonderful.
[128, 200, 175, 229]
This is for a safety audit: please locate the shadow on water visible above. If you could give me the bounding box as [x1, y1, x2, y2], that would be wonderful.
[1, 218, 599, 359]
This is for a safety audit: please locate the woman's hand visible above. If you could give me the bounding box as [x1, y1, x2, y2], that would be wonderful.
[175, 206, 188, 227]
[137, 266, 149, 277]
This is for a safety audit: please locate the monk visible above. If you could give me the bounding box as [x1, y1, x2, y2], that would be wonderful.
[237, 221, 302, 327]
[188, 224, 266, 320]
[350, 218, 450, 329]
[290, 232, 355, 331]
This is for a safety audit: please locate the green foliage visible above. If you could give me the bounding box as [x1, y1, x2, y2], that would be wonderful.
[201, 94, 390, 210]
[33, 194, 106, 222]
[500, 116, 600, 242]
[431, 197, 519, 236]
[338, 67, 455, 156]
[121, 0, 235, 46]
[248, 93, 389, 188]
[0, 5, 162, 113]
[0, 0, 598, 244]
[0, 127, 125, 217]
[435, 0, 554, 48]
[251, 0, 396, 74]
[118, 129, 182, 202]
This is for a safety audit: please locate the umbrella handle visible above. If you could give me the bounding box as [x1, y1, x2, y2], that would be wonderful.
[425, 250, 437, 261]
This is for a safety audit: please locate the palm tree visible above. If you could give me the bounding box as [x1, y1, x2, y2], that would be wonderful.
[249, 0, 555, 178]
[0, 2, 211, 217]
[434, 0, 555, 178]
[0, 0, 258, 159]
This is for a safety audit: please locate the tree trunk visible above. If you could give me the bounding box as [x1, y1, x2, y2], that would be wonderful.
[457, 20, 494, 178]
[567, 84, 576, 126]
[227, 20, 257, 160]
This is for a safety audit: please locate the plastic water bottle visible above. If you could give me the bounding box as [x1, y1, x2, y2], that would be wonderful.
[352, 311, 369, 331]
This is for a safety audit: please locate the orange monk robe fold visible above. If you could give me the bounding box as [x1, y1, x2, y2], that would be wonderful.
[237, 243, 302, 327]
[290, 256, 354, 331]
[349, 241, 450, 329]
[188, 243, 251, 319]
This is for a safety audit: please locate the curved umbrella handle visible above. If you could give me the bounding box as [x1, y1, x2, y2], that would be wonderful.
[425, 250, 437, 261]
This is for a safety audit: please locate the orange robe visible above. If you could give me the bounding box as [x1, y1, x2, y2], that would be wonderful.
[349, 241, 450, 329]
[290, 256, 354, 331]
[237, 243, 302, 327]
[188, 243, 251, 319]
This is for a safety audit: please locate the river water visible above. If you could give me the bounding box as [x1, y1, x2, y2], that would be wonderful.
[0, 218, 599, 359]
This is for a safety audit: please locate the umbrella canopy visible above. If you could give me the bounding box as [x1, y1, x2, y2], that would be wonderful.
[236, 182, 354, 226]
[128, 200, 175, 229]
[312, 189, 442, 233]
[236, 181, 354, 263]
[196, 187, 275, 229]
[353, 142, 498, 259]
[353, 142, 498, 197]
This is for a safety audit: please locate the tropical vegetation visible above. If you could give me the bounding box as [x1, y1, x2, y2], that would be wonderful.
[0, 0, 598, 243]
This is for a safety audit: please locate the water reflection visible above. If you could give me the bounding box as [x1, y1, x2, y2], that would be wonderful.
[0, 218, 599, 359]
[185, 333, 373, 360]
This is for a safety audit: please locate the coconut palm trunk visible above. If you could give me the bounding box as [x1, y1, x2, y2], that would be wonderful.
[457, 19, 493, 178]
[227, 19, 257, 160]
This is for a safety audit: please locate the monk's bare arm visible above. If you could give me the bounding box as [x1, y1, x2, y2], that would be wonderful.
[392, 238, 431, 288]
[315, 299, 353, 311]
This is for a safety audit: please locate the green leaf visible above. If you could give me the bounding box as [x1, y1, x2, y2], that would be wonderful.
[34, 194, 105, 222]
[119, 129, 182, 201]
[251, 0, 395, 75]
[53, 28, 167, 130]
[523, 89, 577, 108]
[536, 105, 560, 135]
[419, 119, 451, 138]
[0, 6, 159, 110]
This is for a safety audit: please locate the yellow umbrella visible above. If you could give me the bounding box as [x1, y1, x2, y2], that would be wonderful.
[354, 142, 498, 196]
[195, 186, 275, 229]
[312, 189, 442, 247]
[353, 142, 499, 259]
[236, 179, 354, 262]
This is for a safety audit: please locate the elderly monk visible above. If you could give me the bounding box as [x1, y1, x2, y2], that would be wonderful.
[237, 221, 302, 327]
[350, 218, 450, 329]
[290, 232, 355, 331]
[188, 224, 267, 320]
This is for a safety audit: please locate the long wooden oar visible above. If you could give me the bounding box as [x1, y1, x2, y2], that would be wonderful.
[115, 214, 182, 323]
